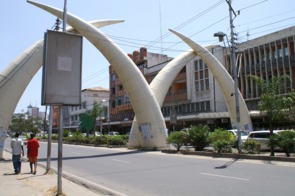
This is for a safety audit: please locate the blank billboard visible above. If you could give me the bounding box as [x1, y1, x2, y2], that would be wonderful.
[42, 30, 82, 106]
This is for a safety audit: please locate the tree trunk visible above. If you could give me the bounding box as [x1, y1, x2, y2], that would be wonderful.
[269, 122, 275, 156]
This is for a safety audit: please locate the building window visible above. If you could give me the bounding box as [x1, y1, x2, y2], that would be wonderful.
[111, 74, 116, 81]
[273, 49, 277, 59]
[196, 102, 200, 112]
[195, 81, 199, 92]
[194, 60, 199, 71]
[111, 87, 115, 94]
[186, 104, 191, 113]
[278, 48, 283, 58]
[119, 85, 123, 91]
[205, 101, 210, 111]
[205, 79, 209, 90]
[284, 46, 289, 56]
[200, 102, 205, 111]
[195, 59, 209, 92]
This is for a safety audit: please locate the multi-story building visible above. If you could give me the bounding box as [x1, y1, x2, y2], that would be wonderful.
[234, 26, 295, 129]
[62, 87, 109, 132]
[27, 104, 40, 119]
[109, 48, 173, 133]
[109, 26, 295, 133]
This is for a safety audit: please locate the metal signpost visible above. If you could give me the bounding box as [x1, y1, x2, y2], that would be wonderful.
[41, 0, 83, 194]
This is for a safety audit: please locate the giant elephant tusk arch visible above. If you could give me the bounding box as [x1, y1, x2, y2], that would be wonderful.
[27, 0, 168, 149]
[0, 20, 124, 131]
[169, 29, 252, 131]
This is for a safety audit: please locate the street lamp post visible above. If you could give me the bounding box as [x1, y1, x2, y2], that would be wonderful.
[100, 99, 106, 134]
[214, 0, 242, 154]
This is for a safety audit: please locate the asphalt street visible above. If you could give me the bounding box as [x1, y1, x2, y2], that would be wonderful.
[4, 139, 295, 196]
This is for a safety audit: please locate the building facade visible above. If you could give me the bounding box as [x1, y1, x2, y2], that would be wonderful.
[108, 26, 295, 133]
[108, 48, 173, 133]
[60, 87, 109, 132]
[234, 26, 295, 129]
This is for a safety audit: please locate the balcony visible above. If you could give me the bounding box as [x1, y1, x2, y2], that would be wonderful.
[116, 89, 126, 97]
[164, 90, 187, 103]
[116, 103, 133, 112]
[115, 78, 122, 86]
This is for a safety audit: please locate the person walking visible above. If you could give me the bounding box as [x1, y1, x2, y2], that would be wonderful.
[10, 133, 24, 174]
[27, 133, 39, 174]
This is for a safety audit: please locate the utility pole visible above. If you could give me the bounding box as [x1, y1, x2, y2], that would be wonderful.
[46, 18, 61, 173]
[57, 1, 67, 195]
[226, 0, 242, 154]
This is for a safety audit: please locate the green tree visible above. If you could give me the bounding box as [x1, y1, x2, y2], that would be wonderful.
[249, 75, 294, 156]
[269, 130, 295, 157]
[80, 113, 94, 137]
[26, 116, 41, 134]
[91, 101, 106, 136]
[9, 113, 27, 134]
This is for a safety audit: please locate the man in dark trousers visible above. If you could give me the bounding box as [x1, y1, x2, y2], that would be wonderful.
[10, 133, 24, 174]
[27, 133, 39, 174]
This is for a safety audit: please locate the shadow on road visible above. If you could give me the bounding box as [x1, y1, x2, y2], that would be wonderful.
[214, 158, 239, 169]
[38, 149, 145, 162]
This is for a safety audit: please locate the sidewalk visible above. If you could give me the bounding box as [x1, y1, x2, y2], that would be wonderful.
[0, 150, 102, 196]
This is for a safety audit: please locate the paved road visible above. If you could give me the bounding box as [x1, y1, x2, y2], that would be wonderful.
[4, 139, 295, 196]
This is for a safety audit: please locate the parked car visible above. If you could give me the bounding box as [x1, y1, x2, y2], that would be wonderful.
[245, 130, 283, 150]
[108, 131, 120, 136]
[227, 129, 248, 143]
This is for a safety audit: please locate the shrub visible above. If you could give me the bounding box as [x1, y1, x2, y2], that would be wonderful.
[208, 128, 234, 153]
[243, 139, 260, 154]
[107, 135, 126, 146]
[187, 125, 210, 151]
[52, 134, 59, 140]
[276, 130, 295, 157]
[166, 131, 189, 151]
[93, 135, 108, 146]
[64, 134, 84, 144]
[73, 130, 82, 136]
[63, 129, 70, 137]
[212, 140, 232, 153]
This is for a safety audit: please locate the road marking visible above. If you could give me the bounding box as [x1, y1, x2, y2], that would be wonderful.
[71, 152, 81, 155]
[200, 173, 250, 181]
[112, 159, 129, 163]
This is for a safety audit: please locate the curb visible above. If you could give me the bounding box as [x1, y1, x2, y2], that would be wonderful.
[161, 150, 295, 162]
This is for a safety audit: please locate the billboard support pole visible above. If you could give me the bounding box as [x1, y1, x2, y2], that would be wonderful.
[58, 1, 67, 194]
[57, 105, 63, 195]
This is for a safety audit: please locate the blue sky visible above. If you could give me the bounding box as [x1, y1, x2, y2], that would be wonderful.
[1, 0, 294, 113]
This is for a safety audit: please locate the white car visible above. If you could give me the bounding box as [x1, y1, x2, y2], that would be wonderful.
[227, 129, 248, 142]
[108, 131, 120, 136]
[245, 130, 283, 150]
